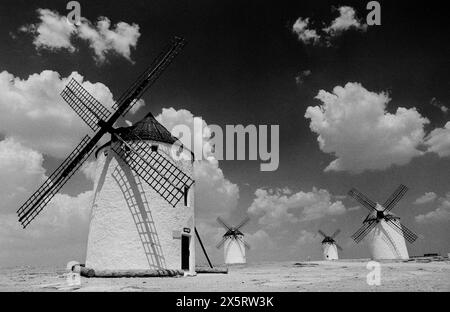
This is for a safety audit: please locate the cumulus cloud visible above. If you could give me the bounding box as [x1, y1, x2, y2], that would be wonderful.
[425, 122, 450, 157]
[292, 18, 320, 45]
[248, 187, 346, 227]
[0, 70, 114, 158]
[81, 160, 98, 182]
[156, 108, 239, 222]
[0, 136, 93, 266]
[323, 6, 367, 35]
[292, 6, 367, 46]
[413, 192, 437, 205]
[128, 99, 145, 115]
[0, 138, 46, 214]
[0, 191, 92, 267]
[19, 9, 76, 52]
[19, 8, 140, 64]
[295, 230, 319, 246]
[415, 193, 450, 224]
[245, 229, 274, 250]
[305, 82, 429, 173]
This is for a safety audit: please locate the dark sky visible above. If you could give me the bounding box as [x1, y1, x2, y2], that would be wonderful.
[0, 0, 448, 264]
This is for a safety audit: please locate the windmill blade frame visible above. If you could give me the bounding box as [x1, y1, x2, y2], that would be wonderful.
[351, 219, 378, 243]
[216, 217, 232, 231]
[331, 229, 341, 238]
[384, 217, 418, 244]
[17, 135, 95, 228]
[216, 236, 228, 249]
[383, 184, 408, 212]
[235, 216, 250, 231]
[112, 37, 186, 116]
[237, 236, 251, 250]
[318, 230, 328, 238]
[335, 242, 343, 251]
[111, 134, 193, 207]
[348, 188, 378, 212]
[60, 78, 112, 131]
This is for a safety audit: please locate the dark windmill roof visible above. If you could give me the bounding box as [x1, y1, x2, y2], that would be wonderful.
[321, 237, 335, 244]
[224, 229, 244, 237]
[363, 210, 400, 223]
[115, 112, 179, 145]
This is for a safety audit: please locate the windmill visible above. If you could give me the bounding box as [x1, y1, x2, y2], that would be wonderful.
[348, 184, 418, 260]
[16, 37, 202, 274]
[318, 229, 342, 260]
[216, 216, 251, 264]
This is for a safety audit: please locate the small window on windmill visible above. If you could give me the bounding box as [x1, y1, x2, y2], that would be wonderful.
[151, 145, 158, 152]
[184, 186, 190, 207]
[104, 150, 108, 157]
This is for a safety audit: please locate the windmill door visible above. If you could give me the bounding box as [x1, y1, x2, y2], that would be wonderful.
[181, 235, 190, 270]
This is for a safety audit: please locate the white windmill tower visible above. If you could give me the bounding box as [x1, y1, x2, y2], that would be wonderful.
[16, 37, 199, 275]
[348, 185, 418, 260]
[318, 229, 342, 260]
[85, 111, 195, 273]
[216, 217, 251, 264]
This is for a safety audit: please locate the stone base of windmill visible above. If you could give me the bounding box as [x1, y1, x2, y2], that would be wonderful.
[72, 264, 190, 278]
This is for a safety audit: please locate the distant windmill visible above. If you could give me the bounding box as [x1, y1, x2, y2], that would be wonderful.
[216, 217, 251, 264]
[318, 229, 342, 260]
[348, 184, 418, 260]
[16, 37, 208, 274]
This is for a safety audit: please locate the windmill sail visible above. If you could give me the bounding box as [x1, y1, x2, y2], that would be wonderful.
[17, 36, 187, 228]
[383, 184, 408, 212]
[111, 133, 194, 207]
[61, 79, 112, 131]
[384, 217, 418, 243]
[17, 135, 95, 228]
[112, 37, 186, 115]
[351, 219, 378, 243]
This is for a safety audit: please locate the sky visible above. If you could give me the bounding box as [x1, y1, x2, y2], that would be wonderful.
[0, 0, 449, 268]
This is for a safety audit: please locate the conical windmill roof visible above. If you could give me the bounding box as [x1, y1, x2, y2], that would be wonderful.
[115, 112, 179, 145]
[321, 237, 335, 244]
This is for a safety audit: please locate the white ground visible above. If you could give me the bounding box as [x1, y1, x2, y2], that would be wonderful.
[1, 258, 449, 292]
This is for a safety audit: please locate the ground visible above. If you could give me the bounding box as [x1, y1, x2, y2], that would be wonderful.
[1, 258, 449, 292]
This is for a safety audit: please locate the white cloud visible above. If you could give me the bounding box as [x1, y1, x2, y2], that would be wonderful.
[292, 6, 367, 46]
[20, 9, 76, 52]
[305, 82, 429, 173]
[323, 6, 367, 35]
[295, 230, 319, 246]
[415, 193, 450, 224]
[292, 18, 320, 45]
[81, 160, 97, 182]
[0, 137, 93, 267]
[248, 187, 346, 227]
[0, 70, 114, 158]
[156, 108, 239, 222]
[425, 122, 450, 157]
[0, 138, 46, 214]
[19, 9, 140, 64]
[245, 229, 274, 250]
[0, 191, 92, 267]
[129, 99, 145, 115]
[413, 192, 437, 205]
[77, 16, 140, 64]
